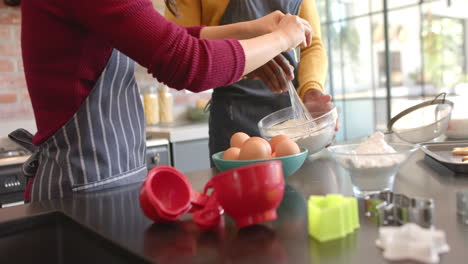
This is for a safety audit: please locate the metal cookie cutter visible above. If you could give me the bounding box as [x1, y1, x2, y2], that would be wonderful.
[456, 190, 468, 225]
[364, 191, 434, 228]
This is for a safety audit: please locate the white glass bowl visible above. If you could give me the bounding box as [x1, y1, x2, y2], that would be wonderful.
[258, 103, 338, 155]
[328, 143, 418, 198]
[388, 102, 453, 143]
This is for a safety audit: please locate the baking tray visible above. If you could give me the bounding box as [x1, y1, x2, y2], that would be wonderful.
[420, 141, 468, 174]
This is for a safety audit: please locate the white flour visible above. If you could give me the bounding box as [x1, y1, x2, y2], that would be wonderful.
[266, 119, 314, 138]
[355, 132, 396, 153]
[348, 132, 404, 168]
[339, 132, 406, 196]
[296, 126, 335, 154]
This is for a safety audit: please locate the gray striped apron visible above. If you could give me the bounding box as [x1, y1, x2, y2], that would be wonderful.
[9, 50, 147, 202]
[209, 0, 302, 158]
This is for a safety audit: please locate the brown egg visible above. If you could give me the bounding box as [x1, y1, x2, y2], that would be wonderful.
[245, 137, 272, 155]
[268, 134, 290, 152]
[223, 147, 241, 160]
[275, 139, 300, 157]
[238, 140, 270, 160]
[230, 132, 250, 148]
[271, 152, 277, 158]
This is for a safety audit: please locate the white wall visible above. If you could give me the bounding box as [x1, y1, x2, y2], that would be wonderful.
[1, 118, 36, 137]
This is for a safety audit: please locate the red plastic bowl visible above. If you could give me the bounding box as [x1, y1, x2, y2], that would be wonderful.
[205, 160, 285, 227]
[140, 166, 193, 222]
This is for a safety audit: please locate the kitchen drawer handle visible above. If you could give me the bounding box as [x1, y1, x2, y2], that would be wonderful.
[151, 154, 160, 165]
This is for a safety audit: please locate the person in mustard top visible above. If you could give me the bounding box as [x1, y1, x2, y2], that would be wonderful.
[166, 0, 331, 158]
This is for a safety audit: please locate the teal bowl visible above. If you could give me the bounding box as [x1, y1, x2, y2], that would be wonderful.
[212, 148, 308, 177]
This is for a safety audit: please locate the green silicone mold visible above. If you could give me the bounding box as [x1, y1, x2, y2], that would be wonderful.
[308, 194, 360, 242]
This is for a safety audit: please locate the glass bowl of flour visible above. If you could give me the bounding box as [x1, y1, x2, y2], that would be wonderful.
[327, 132, 418, 198]
[258, 103, 338, 155]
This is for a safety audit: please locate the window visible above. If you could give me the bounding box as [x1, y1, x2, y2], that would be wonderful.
[317, 0, 468, 141]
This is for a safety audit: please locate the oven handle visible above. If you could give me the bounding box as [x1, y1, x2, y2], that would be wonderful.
[151, 153, 161, 166]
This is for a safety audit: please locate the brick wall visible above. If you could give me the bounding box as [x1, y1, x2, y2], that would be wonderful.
[0, 2, 31, 123]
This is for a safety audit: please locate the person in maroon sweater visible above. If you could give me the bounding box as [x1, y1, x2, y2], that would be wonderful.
[11, 0, 312, 202]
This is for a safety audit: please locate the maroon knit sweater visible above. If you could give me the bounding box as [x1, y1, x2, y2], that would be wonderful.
[21, 0, 245, 144]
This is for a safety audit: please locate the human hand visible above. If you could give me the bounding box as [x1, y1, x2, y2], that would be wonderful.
[251, 11, 285, 36]
[246, 54, 294, 93]
[303, 89, 339, 131]
[274, 14, 313, 52]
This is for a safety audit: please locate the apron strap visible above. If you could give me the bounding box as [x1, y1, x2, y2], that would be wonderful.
[8, 128, 36, 152]
[8, 128, 40, 178]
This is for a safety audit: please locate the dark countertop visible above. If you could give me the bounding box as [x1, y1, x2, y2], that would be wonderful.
[1, 150, 468, 264]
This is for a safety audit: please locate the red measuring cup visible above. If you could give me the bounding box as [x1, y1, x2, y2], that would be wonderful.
[203, 160, 285, 228]
[139, 165, 221, 229]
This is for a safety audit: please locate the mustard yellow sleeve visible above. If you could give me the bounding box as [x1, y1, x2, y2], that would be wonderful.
[165, 0, 229, 27]
[297, 0, 328, 99]
[164, 0, 202, 26]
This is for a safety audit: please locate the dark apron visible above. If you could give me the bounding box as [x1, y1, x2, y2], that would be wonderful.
[9, 50, 147, 202]
[209, 0, 303, 158]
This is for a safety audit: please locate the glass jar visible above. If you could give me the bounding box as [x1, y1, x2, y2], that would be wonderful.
[142, 86, 159, 126]
[158, 85, 174, 123]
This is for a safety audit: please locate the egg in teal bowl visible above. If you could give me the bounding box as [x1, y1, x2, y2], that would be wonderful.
[212, 148, 308, 177]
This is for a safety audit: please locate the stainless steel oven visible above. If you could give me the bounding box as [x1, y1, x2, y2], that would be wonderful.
[0, 164, 26, 207]
[0, 137, 30, 208]
[145, 138, 171, 169]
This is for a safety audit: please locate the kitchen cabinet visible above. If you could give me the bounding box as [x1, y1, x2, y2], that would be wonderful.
[146, 122, 211, 173]
[171, 138, 210, 173]
[146, 138, 171, 170]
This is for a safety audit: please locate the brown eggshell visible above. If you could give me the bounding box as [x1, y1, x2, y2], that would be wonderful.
[238, 140, 270, 160]
[223, 147, 241, 160]
[230, 132, 250, 148]
[268, 135, 290, 152]
[275, 139, 300, 157]
[244, 137, 272, 155]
